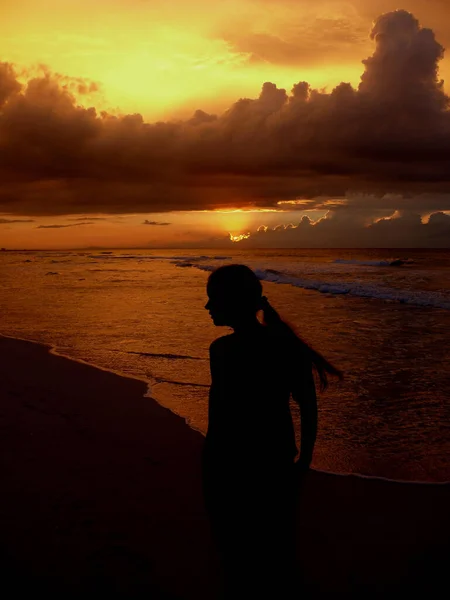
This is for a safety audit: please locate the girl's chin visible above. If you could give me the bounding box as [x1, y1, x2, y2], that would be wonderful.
[211, 316, 226, 326]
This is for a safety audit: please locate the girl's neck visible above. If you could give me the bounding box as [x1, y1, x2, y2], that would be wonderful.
[232, 317, 262, 334]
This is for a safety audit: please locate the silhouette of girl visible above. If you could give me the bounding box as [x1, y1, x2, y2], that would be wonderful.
[202, 264, 342, 598]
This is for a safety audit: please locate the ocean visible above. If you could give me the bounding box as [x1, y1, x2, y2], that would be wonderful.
[1, 248, 449, 482]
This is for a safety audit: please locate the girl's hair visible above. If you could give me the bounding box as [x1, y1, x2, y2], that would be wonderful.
[207, 264, 343, 392]
[260, 294, 343, 392]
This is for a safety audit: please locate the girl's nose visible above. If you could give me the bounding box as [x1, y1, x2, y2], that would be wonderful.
[205, 300, 211, 310]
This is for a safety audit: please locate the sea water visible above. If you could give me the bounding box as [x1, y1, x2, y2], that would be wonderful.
[1, 248, 449, 482]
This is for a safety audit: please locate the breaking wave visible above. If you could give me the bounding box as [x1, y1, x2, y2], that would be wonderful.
[172, 259, 450, 310]
[333, 258, 414, 267]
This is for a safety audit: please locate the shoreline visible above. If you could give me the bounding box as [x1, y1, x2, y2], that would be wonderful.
[1, 332, 448, 486]
[0, 334, 211, 598]
[1, 334, 449, 597]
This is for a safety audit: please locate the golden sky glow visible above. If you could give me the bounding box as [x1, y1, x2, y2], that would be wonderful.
[0, 210, 327, 249]
[5, 0, 448, 121]
[1, 1, 450, 248]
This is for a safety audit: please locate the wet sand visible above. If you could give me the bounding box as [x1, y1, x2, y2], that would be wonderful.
[0, 335, 448, 597]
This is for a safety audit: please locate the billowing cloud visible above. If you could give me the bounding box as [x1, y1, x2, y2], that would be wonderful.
[0, 62, 21, 106]
[0, 10, 449, 220]
[237, 210, 450, 248]
[142, 220, 172, 226]
[19, 64, 101, 97]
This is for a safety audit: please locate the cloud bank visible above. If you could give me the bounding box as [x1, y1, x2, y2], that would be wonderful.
[0, 10, 449, 244]
[238, 209, 450, 248]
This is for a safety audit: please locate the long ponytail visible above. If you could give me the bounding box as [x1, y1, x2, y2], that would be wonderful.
[260, 296, 343, 392]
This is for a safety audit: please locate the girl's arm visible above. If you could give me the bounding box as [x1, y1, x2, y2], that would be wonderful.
[292, 362, 318, 472]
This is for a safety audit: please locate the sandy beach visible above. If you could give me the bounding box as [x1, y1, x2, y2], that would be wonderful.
[0, 335, 449, 598]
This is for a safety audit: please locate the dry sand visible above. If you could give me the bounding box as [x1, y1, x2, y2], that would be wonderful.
[0, 335, 448, 598]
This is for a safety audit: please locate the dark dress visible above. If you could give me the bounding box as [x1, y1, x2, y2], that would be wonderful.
[202, 325, 302, 596]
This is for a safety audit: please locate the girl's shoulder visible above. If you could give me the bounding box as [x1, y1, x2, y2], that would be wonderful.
[209, 334, 235, 355]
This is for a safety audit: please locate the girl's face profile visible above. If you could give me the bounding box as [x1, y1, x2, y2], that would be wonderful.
[205, 265, 262, 328]
[205, 289, 229, 326]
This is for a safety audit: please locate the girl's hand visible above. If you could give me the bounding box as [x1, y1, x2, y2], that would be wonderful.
[295, 454, 312, 476]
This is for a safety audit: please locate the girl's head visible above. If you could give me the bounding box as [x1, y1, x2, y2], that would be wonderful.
[205, 263, 343, 391]
[205, 264, 262, 327]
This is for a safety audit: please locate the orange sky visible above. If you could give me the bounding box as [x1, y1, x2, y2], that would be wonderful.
[1, 0, 370, 120]
[3, 1, 449, 121]
[0, 209, 328, 250]
[1, 1, 450, 248]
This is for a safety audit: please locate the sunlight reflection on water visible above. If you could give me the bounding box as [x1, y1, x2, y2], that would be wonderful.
[1, 248, 449, 481]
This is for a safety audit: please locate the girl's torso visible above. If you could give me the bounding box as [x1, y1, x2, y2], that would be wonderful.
[205, 326, 298, 465]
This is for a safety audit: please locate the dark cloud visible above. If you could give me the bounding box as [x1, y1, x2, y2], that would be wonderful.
[238, 210, 450, 248]
[142, 220, 172, 225]
[314, 192, 450, 213]
[0, 10, 449, 223]
[36, 222, 94, 229]
[0, 217, 35, 224]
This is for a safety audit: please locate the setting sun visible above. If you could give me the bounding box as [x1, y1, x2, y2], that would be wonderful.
[228, 232, 251, 242]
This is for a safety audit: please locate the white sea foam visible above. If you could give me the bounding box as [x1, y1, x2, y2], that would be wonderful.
[334, 259, 391, 267]
[254, 269, 450, 308]
[333, 258, 414, 267]
[172, 259, 450, 310]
